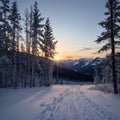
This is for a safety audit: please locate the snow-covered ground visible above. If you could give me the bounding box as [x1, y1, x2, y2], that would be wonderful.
[0, 84, 120, 120]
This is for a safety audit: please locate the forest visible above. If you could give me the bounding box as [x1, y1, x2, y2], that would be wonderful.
[0, 0, 120, 95]
[0, 0, 58, 88]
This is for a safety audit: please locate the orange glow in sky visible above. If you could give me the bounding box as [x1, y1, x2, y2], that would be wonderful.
[54, 43, 106, 60]
[54, 54, 62, 61]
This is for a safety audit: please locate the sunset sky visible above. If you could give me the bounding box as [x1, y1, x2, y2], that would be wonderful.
[13, 0, 107, 60]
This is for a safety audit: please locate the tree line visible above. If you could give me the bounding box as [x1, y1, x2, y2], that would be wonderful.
[0, 0, 57, 88]
[1, 0, 120, 94]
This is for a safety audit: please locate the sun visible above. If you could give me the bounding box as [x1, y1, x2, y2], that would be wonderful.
[54, 55, 62, 61]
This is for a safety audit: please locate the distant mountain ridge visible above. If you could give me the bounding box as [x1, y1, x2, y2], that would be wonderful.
[57, 57, 104, 77]
[58, 58, 92, 68]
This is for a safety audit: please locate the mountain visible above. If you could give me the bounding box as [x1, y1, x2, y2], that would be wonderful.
[58, 59, 78, 68]
[58, 58, 92, 68]
[70, 58, 93, 70]
[78, 57, 104, 77]
[58, 58, 104, 77]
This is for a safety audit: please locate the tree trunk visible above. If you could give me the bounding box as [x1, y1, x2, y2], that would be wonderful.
[110, 0, 118, 94]
[13, 24, 17, 89]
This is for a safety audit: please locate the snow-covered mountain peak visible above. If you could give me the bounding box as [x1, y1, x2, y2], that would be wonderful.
[58, 58, 94, 68]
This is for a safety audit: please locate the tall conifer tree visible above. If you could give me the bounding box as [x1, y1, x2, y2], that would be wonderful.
[41, 18, 57, 86]
[31, 1, 44, 87]
[9, 1, 21, 89]
[96, 0, 120, 94]
[0, 0, 12, 53]
[42, 17, 57, 58]
[32, 1, 44, 56]
[0, 0, 12, 87]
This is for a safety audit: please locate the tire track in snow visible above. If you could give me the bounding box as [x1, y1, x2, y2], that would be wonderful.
[34, 86, 118, 120]
[34, 89, 70, 120]
[74, 87, 118, 120]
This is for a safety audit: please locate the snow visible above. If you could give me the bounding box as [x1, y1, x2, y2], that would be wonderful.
[80, 58, 93, 67]
[91, 58, 103, 66]
[0, 84, 120, 120]
[73, 61, 79, 66]
[59, 58, 93, 68]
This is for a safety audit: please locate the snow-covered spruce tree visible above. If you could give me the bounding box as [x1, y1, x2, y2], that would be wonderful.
[0, 0, 13, 87]
[94, 60, 101, 86]
[41, 17, 57, 86]
[32, 1, 44, 55]
[9, 1, 21, 89]
[0, 0, 12, 53]
[100, 54, 120, 92]
[31, 1, 44, 87]
[102, 57, 112, 84]
[95, 0, 120, 94]
[101, 57, 113, 92]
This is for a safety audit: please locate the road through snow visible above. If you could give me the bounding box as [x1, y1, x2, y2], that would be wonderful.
[0, 85, 119, 120]
[34, 86, 117, 120]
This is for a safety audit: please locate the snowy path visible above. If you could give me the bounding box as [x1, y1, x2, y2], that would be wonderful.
[0, 85, 119, 120]
[34, 86, 117, 120]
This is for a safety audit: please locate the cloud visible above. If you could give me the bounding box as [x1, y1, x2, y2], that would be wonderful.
[65, 56, 74, 59]
[81, 48, 93, 51]
[75, 47, 99, 52]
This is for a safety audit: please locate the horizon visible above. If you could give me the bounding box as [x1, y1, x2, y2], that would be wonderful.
[53, 56, 104, 62]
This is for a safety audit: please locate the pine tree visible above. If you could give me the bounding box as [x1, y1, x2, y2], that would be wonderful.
[0, 0, 13, 87]
[31, 1, 44, 87]
[94, 60, 101, 86]
[0, 0, 11, 53]
[41, 18, 57, 86]
[9, 1, 21, 51]
[95, 0, 120, 94]
[9, 1, 21, 89]
[102, 57, 112, 84]
[32, 1, 44, 55]
[42, 18, 57, 58]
